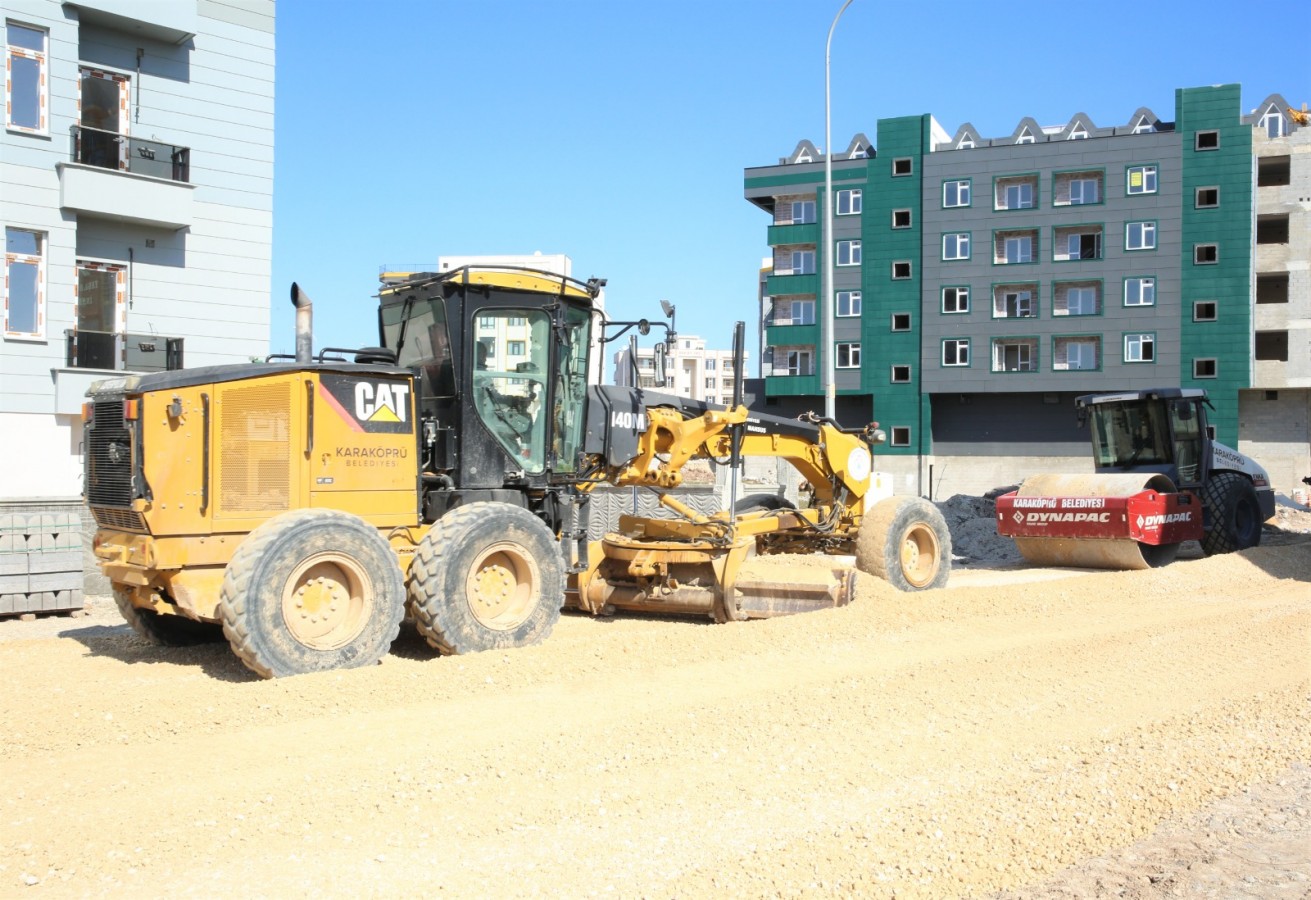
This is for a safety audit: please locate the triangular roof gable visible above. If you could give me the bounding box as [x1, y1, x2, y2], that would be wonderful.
[788, 140, 820, 164]
[843, 134, 873, 159]
[951, 123, 981, 149]
[1059, 113, 1095, 139]
[1010, 117, 1043, 144]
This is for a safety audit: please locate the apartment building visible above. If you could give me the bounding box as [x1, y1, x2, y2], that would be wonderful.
[745, 84, 1309, 497]
[1, 0, 276, 506]
[613, 335, 746, 406]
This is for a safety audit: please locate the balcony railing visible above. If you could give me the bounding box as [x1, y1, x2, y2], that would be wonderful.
[69, 125, 191, 183]
[65, 330, 184, 372]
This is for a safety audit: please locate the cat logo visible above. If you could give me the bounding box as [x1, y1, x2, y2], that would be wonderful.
[354, 382, 410, 424]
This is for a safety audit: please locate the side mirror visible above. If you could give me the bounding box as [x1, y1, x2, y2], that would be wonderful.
[653, 342, 667, 387]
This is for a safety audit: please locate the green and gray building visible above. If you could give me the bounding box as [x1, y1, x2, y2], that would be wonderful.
[745, 84, 1309, 498]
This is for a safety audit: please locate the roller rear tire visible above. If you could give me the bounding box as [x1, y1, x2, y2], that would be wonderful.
[1201, 472, 1262, 556]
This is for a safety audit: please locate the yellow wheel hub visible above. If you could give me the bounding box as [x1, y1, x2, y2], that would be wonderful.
[281, 554, 372, 650]
[900, 524, 940, 589]
[466, 544, 540, 630]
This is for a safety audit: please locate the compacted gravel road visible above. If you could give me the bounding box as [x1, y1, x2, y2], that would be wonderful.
[0, 540, 1307, 897]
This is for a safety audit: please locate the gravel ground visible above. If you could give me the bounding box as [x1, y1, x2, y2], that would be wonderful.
[0, 504, 1307, 897]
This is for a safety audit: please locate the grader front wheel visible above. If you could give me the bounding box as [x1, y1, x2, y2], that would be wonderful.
[218, 509, 406, 678]
[856, 496, 952, 592]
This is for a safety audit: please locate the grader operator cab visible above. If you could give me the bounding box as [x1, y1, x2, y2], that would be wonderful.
[85, 267, 951, 678]
[997, 389, 1274, 569]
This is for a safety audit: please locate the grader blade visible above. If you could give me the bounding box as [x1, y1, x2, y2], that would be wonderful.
[729, 557, 856, 619]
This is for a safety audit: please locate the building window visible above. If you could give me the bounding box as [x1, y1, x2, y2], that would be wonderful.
[836, 189, 862, 215]
[942, 339, 970, 366]
[1055, 226, 1103, 261]
[1193, 301, 1217, 322]
[507, 340, 525, 355]
[5, 22, 46, 133]
[942, 232, 971, 261]
[1054, 281, 1100, 316]
[890, 365, 911, 383]
[892, 260, 912, 279]
[891, 208, 912, 229]
[4, 228, 44, 337]
[891, 312, 911, 331]
[781, 346, 812, 372]
[1257, 273, 1289, 304]
[705, 376, 716, 389]
[1258, 156, 1291, 187]
[836, 290, 861, 317]
[1016, 128, 1035, 145]
[993, 285, 1038, 319]
[995, 230, 1037, 264]
[1055, 171, 1102, 206]
[1257, 214, 1290, 244]
[836, 240, 861, 266]
[1255, 331, 1289, 361]
[995, 175, 1037, 210]
[890, 426, 911, 447]
[1053, 336, 1100, 371]
[991, 338, 1038, 373]
[892, 157, 913, 176]
[788, 299, 815, 325]
[1194, 244, 1218, 265]
[1259, 107, 1286, 139]
[790, 250, 816, 275]
[941, 286, 970, 314]
[836, 342, 861, 368]
[791, 200, 816, 224]
[943, 179, 971, 208]
[705, 358, 716, 371]
[1125, 221, 1157, 251]
[1124, 333, 1155, 363]
[1195, 130, 1219, 151]
[1124, 277, 1156, 307]
[1195, 187, 1219, 208]
[1193, 358, 1217, 378]
[1126, 165, 1158, 195]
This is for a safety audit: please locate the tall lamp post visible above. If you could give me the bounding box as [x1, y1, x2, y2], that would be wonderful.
[822, 0, 855, 422]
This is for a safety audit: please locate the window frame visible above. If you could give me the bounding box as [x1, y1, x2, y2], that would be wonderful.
[1123, 332, 1156, 363]
[892, 157, 913, 177]
[890, 364, 912, 384]
[1123, 276, 1156, 307]
[1125, 220, 1158, 252]
[1193, 300, 1217, 322]
[1193, 357, 1217, 379]
[1194, 130, 1220, 151]
[835, 341, 861, 369]
[1195, 186, 1219, 208]
[789, 299, 816, 326]
[990, 336, 1040, 374]
[941, 338, 970, 367]
[791, 200, 816, 225]
[891, 260, 912, 280]
[889, 426, 911, 448]
[789, 249, 816, 275]
[836, 239, 861, 267]
[835, 189, 862, 216]
[942, 232, 971, 261]
[3, 226, 46, 339]
[835, 290, 862, 318]
[994, 173, 1039, 211]
[995, 230, 1038, 266]
[1053, 225, 1104, 262]
[890, 312, 912, 331]
[992, 283, 1039, 320]
[5, 21, 48, 135]
[1053, 280, 1102, 317]
[941, 285, 970, 315]
[1194, 244, 1219, 265]
[1053, 168, 1105, 207]
[942, 178, 972, 208]
[1125, 164, 1158, 196]
[891, 208, 912, 229]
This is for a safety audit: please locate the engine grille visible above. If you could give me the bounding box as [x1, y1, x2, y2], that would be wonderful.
[86, 399, 135, 510]
[92, 507, 146, 532]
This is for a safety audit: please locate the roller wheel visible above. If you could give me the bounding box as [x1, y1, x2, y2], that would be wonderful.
[407, 502, 563, 655]
[1200, 472, 1262, 556]
[856, 495, 951, 591]
[112, 586, 223, 646]
[218, 509, 405, 678]
[733, 493, 796, 515]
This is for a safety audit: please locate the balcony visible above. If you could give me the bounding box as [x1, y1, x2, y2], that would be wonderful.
[53, 330, 184, 414]
[767, 222, 819, 246]
[66, 0, 198, 44]
[57, 126, 195, 229]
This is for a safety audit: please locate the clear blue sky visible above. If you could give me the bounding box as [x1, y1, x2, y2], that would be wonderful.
[271, 0, 1307, 368]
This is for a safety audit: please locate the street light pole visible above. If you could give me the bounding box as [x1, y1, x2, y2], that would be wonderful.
[822, 0, 855, 422]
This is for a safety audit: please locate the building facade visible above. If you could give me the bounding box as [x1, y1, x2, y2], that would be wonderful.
[1, 0, 276, 502]
[613, 335, 746, 406]
[745, 85, 1309, 498]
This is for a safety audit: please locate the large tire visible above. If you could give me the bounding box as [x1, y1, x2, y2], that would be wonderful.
[733, 493, 796, 515]
[407, 502, 563, 655]
[855, 495, 951, 591]
[1200, 472, 1262, 556]
[218, 509, 405, 678]
[112, 586, 223, 646]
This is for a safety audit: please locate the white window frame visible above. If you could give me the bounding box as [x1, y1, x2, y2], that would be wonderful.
[1193, 301, 1217, 322]
[836, 189, 862, 216]
[942, 339, 970, 367]
[890, 426, 911, 447]
[942, 232, 971, 261]
[1126, 221, 1157, 251]
[1003, 236, 1033, 264]
[891, 208, 912, 229]
[891, 260, 912, 280]
[836, 290, 861, 317]
[784, 349, 812, 376]
[1193, 357, 1217, 379]
[790, 250, 815, 275]
[1068, 178, 1099, 204]
[4, 227, 45, 338]
[1260, 107, 1285, 139]
[943, 179, 971, 208]
[1054, 337, 1098, 371]
[992, 339, 1037, 373]
[791, 200, 816, 225]
[1060, 286, 1098, 316]
[1124, 277, 1156, 307]
[999, 181, 1034, 210]
[835, 342, 861, 369]
[836, 240, 861, 267]
[1126, 165, 1158, 195]
[5, 22, 47, 134]
[941, 286, 969, 314]
[890, 365, 911, 384]
[994, 289, 1035, 319]
[1124, 333, 1155, 363]
[790, 299, 815, 325]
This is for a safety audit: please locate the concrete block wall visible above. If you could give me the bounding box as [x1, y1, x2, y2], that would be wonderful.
[0, 510, 84, 615]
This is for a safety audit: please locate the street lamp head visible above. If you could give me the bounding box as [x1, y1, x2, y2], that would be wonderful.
[659, 299, 675, 319]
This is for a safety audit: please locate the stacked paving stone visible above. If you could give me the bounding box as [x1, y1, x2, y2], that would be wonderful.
[0, 512, 84, 615]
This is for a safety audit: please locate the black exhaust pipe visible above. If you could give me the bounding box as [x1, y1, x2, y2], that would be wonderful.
[290, 282, 312, 364]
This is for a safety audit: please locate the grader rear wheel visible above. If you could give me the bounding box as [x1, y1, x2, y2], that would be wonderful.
[218, 509, 405, 678]
[856, 496, 951, 592]
[407, 502, 563, 655]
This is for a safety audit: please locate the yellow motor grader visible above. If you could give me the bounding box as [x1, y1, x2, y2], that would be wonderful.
[85, 267, 950, 678]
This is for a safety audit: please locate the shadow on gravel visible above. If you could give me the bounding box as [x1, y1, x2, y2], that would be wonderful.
[64, 625, 256, 683]
[1245, 532, 1311, 583]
